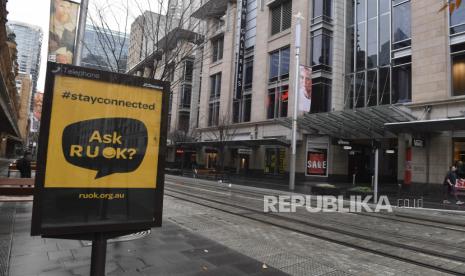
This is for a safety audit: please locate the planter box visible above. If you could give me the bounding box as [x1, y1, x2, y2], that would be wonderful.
[311, 186, 341, 196]
[345, 190, 373, 198]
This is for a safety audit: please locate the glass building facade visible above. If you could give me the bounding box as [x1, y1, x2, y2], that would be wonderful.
[310, 0, 332, 113]
[345, 0, 412, 109]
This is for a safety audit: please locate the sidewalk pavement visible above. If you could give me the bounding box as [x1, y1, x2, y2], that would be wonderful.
[1, 202, 287, 276]
[0, 158, 13, 178]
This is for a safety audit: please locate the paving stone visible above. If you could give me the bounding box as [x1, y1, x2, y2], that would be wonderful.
[47, 249, 73, 261]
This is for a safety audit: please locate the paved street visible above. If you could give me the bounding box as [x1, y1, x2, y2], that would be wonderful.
[2, 175, 465, 275]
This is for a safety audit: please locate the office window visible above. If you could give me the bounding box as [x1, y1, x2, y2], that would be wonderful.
[366, 70, 377, 106]
[312, 0, 332, 23]
[379, 11, 390, 66]
[210, 73, 222, 99]
[178, 112, 190, 132]
[311, 29, 332, 71]
[345, 74, 355, 109]
[183, 59, 194, 82]
[355, 72, 365, 108]
[357, 0, 366, 23]
[270, 1, 292, 35]
[208, 101, 220, 127]
[346, 26, 355, 72]
[452, 52, 465, 96]
[450, 1, 465, 34]
[356, 21, 366, 71]
[311, 77, 331, 113]
[392, 0, 411, 49]
[379, 67, 391, 105]
[233, 94, 252, 123]
[269, 46, 290, 82]
[180, 84, 192, 108]
[392, 63, 412, 103]
[367, 17, 377, 68]
[267, 85, 288, 119]
[211, 36, 224, 62]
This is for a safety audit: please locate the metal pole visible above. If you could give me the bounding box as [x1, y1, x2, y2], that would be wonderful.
[374, 148, 379, 204]
[289, 13, 303, 191]
[90, 233, 107, 276]
[74, 0, 90, 65]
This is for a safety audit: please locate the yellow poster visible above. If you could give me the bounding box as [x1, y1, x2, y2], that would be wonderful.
[44, 75, 163, 188]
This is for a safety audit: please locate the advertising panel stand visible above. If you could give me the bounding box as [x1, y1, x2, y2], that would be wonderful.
[31, 63, 169, 275]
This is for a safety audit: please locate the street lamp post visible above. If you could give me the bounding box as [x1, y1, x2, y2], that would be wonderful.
[73, 0, 89, 66]
[289, 13, 303, 191]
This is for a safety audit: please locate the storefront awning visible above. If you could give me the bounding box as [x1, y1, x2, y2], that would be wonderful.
[176, 138, 290, 148]
[385, 117, 465, 133]
[281, 105, 417, 140]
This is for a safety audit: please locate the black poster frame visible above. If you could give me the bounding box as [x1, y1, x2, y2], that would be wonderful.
[31, 62, 170, 237]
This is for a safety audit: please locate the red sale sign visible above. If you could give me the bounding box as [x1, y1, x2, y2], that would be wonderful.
[307, 149, 327, 176]
[457, 179, 465, 190]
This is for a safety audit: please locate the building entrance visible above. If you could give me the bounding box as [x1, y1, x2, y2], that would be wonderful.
[346, 140, 398, 185]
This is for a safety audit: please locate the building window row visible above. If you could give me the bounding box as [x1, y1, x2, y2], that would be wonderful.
[345, 0, 411, 108]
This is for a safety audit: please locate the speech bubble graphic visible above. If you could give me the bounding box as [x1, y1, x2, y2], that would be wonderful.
[62, 118, 148, 179]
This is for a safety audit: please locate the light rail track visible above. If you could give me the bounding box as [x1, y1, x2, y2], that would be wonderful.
[165, 179, 465, 275]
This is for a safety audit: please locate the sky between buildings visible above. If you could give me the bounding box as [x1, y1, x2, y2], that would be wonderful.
[7, 0, 160, 92]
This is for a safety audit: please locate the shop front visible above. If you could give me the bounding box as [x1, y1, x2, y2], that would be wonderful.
[296, 106, 417, 188]
[454, 138, 465, 178]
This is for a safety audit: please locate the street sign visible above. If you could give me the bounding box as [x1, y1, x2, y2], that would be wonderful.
[238, 148, 252, 155]
[412, 138, 425, 148]
[31, 63, 169, 236]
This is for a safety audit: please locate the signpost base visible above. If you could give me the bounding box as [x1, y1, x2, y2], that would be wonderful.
[90, 233, 107, 276]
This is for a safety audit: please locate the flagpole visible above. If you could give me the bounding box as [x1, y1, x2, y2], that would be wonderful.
[289, 13, 303, 191]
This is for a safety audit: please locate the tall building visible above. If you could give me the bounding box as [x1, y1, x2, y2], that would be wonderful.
[7, 21, 42, 104]
[131, 0, 465, 189]
[0, 2, 22, 157]
[15, 73, 32, 144]
[127, 11, 171, 71]
[126, 0, 201, 71]
[81, 24, 129, 73]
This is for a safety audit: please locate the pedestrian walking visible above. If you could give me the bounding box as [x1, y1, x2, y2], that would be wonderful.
[192, 161, 198, 178]
[16, 152, 32, 178]
[443, 166, 464, 205]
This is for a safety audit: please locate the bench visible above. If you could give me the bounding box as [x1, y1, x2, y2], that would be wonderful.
[194, 169, 230, 183]
[7, 161, 36, 177]
[0, 178, 34, 196]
